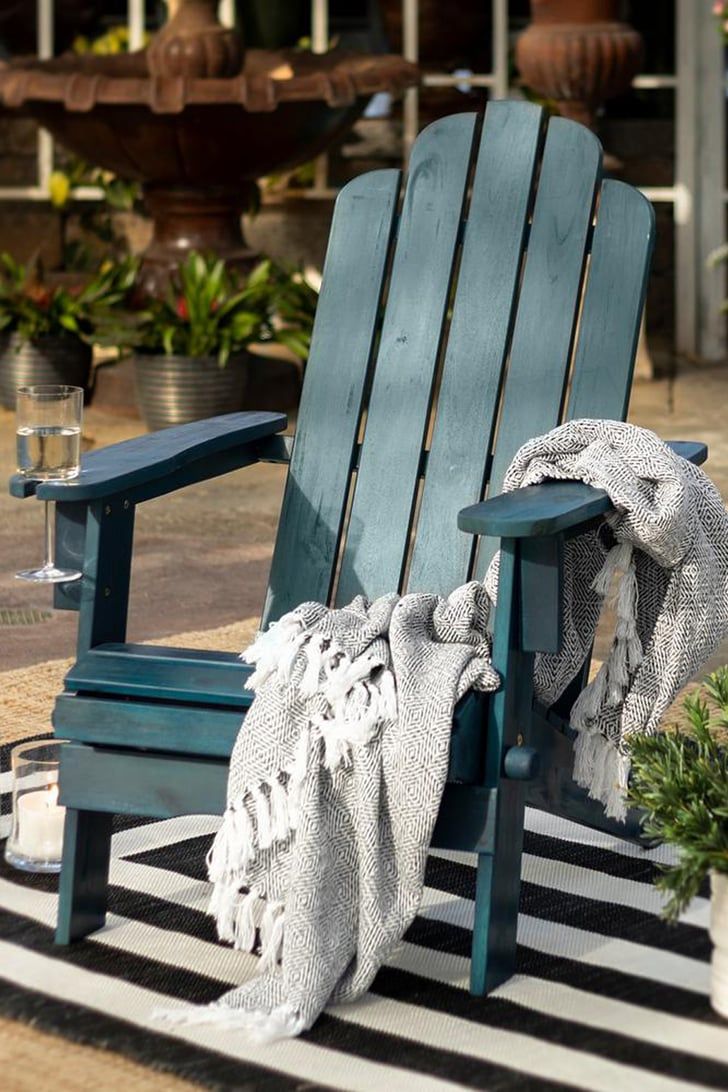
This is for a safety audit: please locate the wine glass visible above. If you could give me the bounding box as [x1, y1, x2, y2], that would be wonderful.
[15, 384, 84, 583]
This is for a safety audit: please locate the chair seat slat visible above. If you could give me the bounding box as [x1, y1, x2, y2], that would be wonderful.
[65, 644, 253, 706]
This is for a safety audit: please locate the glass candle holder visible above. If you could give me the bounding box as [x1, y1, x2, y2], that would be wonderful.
[4, 740, 67, 873]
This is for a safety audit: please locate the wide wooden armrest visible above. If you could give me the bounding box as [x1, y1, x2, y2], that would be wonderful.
[459, 481, 611, 539]
[9, 411, 287, 504]
[458, 439, 708, 539]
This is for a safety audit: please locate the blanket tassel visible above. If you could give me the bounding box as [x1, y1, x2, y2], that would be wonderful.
[153, 1001, 306, 1042]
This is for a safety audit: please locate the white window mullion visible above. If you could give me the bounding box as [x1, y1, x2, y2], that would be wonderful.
[128, 0, 146, 49]
[675, 0, 726, 360]
[218, 0, 235, 30]
[311, 0, 330, 195]
[492, 0, 509, 100]
[311, 0, 329, 53]
[402, 0, 419, 156]
[36, 0, 54, 194]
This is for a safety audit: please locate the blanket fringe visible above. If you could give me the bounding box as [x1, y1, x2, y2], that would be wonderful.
[258, 901, 285, 974]
[269, 776, 290, 842]
[208, 611, 401, 956]
[233, 888, 261, 951]
[209, 885, 264, 948]
[287, 725, 310, 828]
[153, 1002, 305, 1042]
[569, 540, 642, 820]
[242, 614, 307, 690]
[573, 729, 630, 822]
[208, 728, 310, 878]
[573, 542, 644, 721]
[207, 881, 286, 967]
[251, 784, 273, 850]
[243, 611, 398, 761]
[206, 801, 254, 885]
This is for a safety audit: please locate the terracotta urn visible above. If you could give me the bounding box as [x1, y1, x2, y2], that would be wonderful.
[147, 0, 243, 79]
[516, 0, 643, 129]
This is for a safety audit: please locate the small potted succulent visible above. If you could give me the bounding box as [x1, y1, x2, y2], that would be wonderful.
[117, 252, 317, 430]
[627, 669, 728, 1020]
[0, 253, 137, 409]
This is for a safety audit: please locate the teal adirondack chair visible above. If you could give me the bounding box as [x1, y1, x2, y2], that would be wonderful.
[11, 101, 707, 997]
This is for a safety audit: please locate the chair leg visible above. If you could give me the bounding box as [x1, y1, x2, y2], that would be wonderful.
[469, 538, 532, 995]
[470, 785, 525, 996]
[55, 808, 113, 945]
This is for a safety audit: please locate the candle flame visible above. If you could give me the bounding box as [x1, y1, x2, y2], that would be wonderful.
[47, 783, 59, 808]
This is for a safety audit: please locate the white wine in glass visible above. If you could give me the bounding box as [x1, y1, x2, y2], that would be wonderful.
[15, 384, 84, 584]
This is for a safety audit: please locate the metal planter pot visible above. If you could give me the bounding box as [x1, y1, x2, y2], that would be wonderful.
[133, 352, 249, 431]
[0, 333, 93, 410]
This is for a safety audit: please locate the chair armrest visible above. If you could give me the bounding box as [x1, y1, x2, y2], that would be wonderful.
[9, 411, 287, 505]
[458, 438, 708, 540]
[665, 440, 708, 465]
[459, 481, 611, 539]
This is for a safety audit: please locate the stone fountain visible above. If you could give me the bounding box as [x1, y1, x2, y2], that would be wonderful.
[0, 0, 417, 288]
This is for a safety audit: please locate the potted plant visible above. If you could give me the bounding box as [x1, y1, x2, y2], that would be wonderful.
[0, 254, 137, 410]
[116, 251, 317, 430]
[627, 670, 728, 1019]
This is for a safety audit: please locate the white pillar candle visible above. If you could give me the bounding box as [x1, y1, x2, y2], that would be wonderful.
[16, 785, 65, 861]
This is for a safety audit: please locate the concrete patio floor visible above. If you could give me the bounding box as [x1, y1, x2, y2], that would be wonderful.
[1, 360, 728, 678]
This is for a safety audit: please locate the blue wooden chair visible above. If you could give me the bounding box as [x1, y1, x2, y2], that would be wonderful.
[11, 101, 707, 997]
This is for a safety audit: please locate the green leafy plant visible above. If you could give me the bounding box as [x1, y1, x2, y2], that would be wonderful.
[251, 259, 318, 361]
[627, 668, 728, 920]
[48, 156, 142, 273]
[72, 24, 150, 55]
[0, 253, 138, 344]
[113, 252, 318, 366]
[712, 2, 728, 42]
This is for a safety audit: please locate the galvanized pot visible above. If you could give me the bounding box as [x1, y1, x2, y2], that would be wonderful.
[133, 351, 249, 431]
[0, 333, 93, 410]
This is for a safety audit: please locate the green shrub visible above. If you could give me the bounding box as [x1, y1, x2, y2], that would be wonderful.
[627, 667, 728, 919]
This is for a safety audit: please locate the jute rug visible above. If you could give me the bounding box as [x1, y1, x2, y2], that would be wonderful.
[0, 619, 260, 746]
[1, 624, 727, 1091]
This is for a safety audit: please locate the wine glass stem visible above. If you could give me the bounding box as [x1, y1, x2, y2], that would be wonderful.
[44, 500, 55, 570]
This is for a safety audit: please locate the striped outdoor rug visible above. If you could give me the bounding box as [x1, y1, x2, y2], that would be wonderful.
[1, 736, 727, 1091]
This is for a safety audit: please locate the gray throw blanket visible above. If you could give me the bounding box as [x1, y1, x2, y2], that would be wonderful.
[158, 420, 728, 1039]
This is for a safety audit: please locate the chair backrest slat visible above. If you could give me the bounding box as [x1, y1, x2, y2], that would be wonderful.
[335, 113, 477, 605]
[475, 117, 602, 578]
[262, 169, 401, 626]
[263, 103, 655, 618]
[566, 179, 655, 422]
[408, 100, 543, 595]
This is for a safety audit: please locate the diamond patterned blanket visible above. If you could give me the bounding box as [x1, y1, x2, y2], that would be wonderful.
[159, 420, 728, 1040]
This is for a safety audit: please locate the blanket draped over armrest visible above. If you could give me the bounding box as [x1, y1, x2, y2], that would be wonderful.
[158, 420, 728, 1039]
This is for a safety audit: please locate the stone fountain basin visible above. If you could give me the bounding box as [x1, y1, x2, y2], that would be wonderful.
[0, 48, 417, 185]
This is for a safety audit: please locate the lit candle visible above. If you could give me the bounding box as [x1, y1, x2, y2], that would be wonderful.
[16, 784, 65, 861]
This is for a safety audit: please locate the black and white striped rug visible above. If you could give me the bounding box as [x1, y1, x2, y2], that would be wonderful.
[1, 736, 727, 1091]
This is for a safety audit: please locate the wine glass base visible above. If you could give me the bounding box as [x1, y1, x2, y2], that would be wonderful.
[15, 564, 82, 584]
